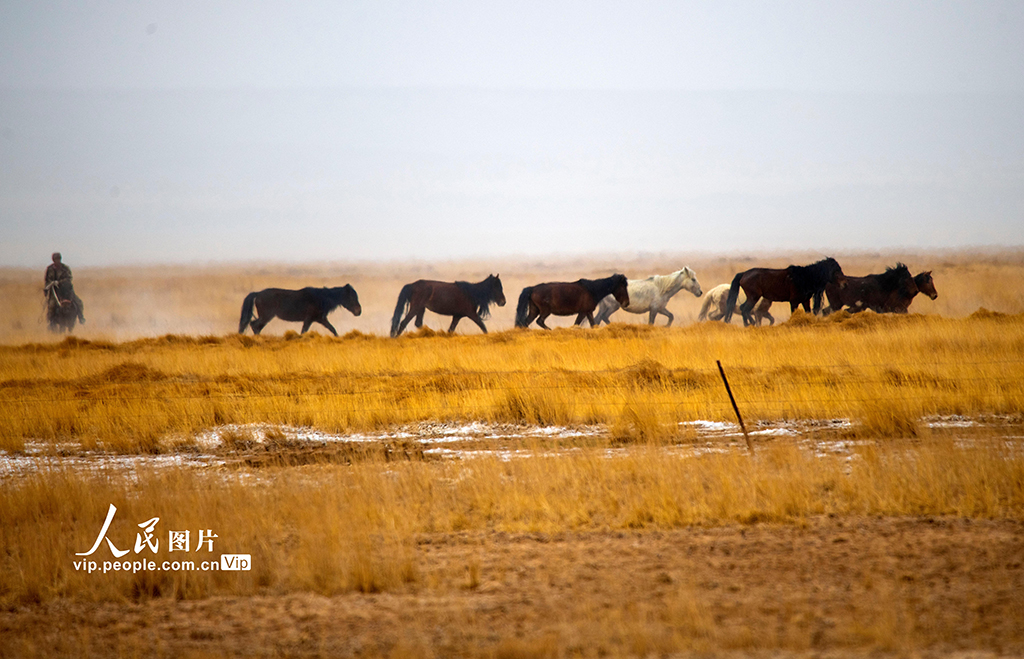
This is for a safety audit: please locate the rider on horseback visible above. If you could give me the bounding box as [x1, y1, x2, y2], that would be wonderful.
[44, 252, 85, 324]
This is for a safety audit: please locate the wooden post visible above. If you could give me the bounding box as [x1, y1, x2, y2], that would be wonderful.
[717, 360, 753, 453]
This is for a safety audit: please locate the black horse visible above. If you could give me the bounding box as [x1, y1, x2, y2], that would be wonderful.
[823, 263, 917, 315]
[45, 280, 79, 333]
[723, 258, 844, 326]
[391, 275, 505, 337]
[515, 274, 629, 329]
[239, 286, 361, 336]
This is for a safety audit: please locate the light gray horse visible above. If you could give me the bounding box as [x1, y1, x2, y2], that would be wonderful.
[594, 267, 702, 326]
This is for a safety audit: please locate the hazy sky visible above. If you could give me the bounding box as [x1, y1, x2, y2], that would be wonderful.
[2, 1, 1023, 266]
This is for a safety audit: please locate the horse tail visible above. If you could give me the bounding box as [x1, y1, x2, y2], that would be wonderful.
[515, 287, 534, 327]
[697, 291, 714, 321]
[722, 273, 744, 324]
[238, 292, 257, 334]
[390, 284, 415, 337]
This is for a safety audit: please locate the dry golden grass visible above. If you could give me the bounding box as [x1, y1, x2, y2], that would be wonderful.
[2, 438, 1021, 609]
[1, 309, 1022, 452]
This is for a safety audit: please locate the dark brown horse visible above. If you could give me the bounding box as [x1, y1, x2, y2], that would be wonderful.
[515, 274, 629, 329]
[881, 271, 937, 313]
[390, 274, 505, 337]
[722, 258, 844, 326]
[823, 263, 917, 315]
[239, 285, 361, 336]
[44, 280, 79, 333]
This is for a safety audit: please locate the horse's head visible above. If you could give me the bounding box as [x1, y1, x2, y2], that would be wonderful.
[344, 285, 362, 316]
[824, 257, 844, 282]
[612, 274, 629, 309]
[489, 274, 506, 307]
[682, 267, 703, 297]
[916, 272, 938, 300]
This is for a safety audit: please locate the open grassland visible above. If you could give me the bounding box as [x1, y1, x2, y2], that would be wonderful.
[2, 250, 1024, 657]
[1, 310, 1023, 453]
[1, 442, 1023, 656]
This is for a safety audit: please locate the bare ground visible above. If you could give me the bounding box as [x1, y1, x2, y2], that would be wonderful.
[2, 517, 1022, 658]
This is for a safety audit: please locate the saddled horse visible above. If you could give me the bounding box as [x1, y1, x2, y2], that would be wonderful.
[881, 271, 937, 313]
[698, 283, 775, 326]
[239, 285, 361, 336]
[823, 263, 917, 315]
[44, 280, 79, 333]
[390, 274, 505, 337]
[515, 274, 629, 329]
[723, 257, 844, 326]
[593, 267, 702, 326]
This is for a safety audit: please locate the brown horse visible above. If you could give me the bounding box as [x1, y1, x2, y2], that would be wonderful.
[823, 263, 917, 315]
[239, 285, 361, 336]
[515, 274, 629, 329]
[390, 274, 505, 337]
[722, 258, 844, 326]
[881, 271, 937, 313]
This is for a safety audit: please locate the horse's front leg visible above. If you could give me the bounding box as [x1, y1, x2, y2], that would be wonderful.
[318, 317, 339, 336]
[466, 313, 488, 334]
[301, 319, 314, 334]
[595, 300, 618, 325]
[447, 315, 463, 333]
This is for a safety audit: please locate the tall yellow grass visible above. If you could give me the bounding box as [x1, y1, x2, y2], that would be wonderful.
[1, 311, 1022, 452]
[2, 438, 1021, 608]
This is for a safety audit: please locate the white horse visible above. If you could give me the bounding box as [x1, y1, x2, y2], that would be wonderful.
[594, 267, 702, 326]
[698, 283, 775, 326]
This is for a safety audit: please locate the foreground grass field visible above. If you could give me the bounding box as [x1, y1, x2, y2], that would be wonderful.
[1, 251, 1023, 657]
[2, 455, 1023, 657]
[1, 310, 1023, 453]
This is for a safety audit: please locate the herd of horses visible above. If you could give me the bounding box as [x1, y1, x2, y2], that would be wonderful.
[237, 258, 937, 337]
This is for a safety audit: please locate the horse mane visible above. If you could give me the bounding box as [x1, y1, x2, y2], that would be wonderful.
[670, 267, 694, 293]
[314, 285, 355, 312]
[577, 274, 627, 299]
[875, 263, 911, 293]
[787, 258, 840, 298]
[644, 268, 691, 295]
[455, 278, 496, 319]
